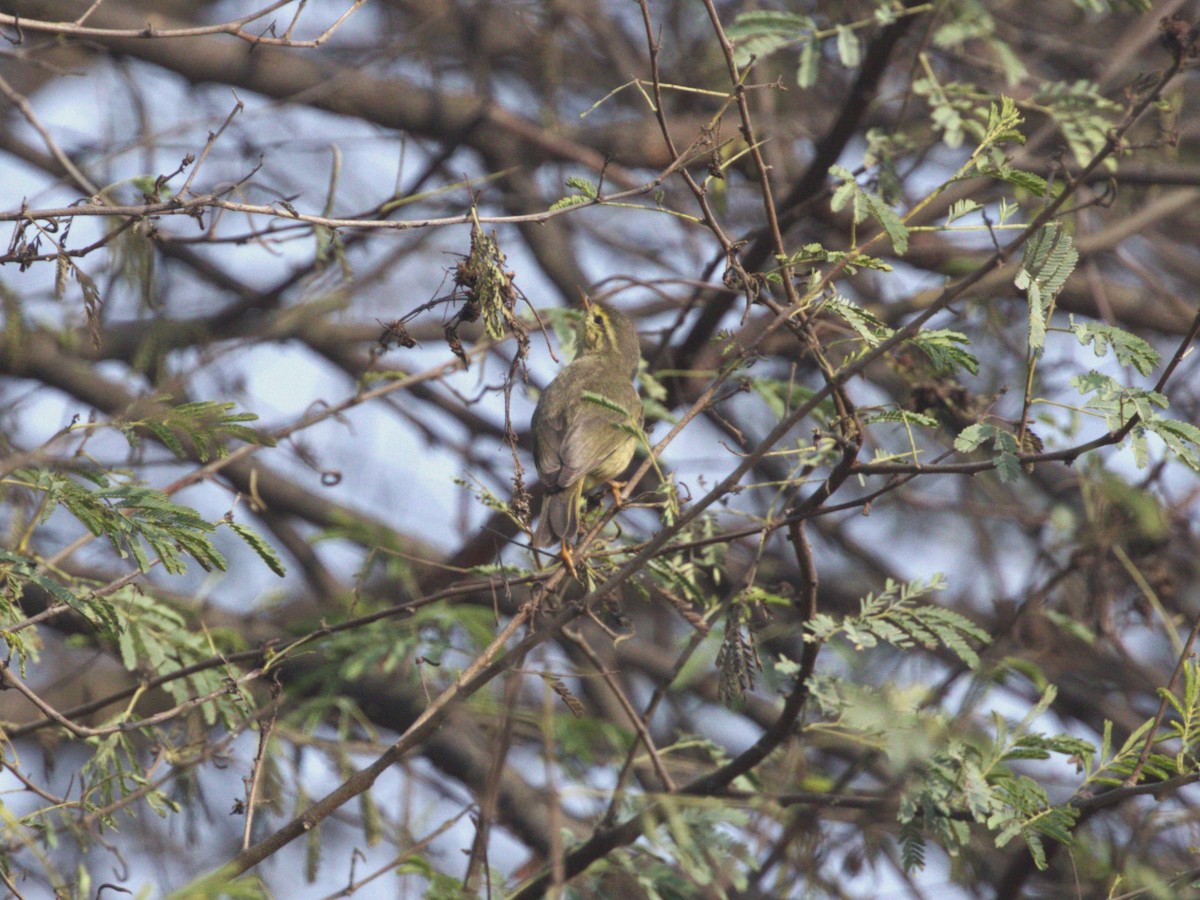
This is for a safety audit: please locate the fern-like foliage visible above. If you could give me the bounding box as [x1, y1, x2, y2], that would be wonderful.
[549, 175, 599, 211]
[1015, 222, 1078, 353]
[899, 687, 1087, 871]
[1070, 372, 1200, 472]
[822, 294, 894, 346]
[1033, 79, 1122, 169]
[0, 548, 118, 647]
[779, 243, 895, 274]
[805, 574, 990, 668]
[112, 586, 248, 728]
[860, 409, 939, 428]
[829, 165, 909, 253]
[1070, 318, 1160, 376]
[1070, 660, 1200, 791]
[1071, 371, 1166, 431]
[907, 329, 980, 375]
[121, 399, 271, 462]
[748, 377, 837, 427]
[15, 469, 225, 575]
[955, 422, 1023, 483]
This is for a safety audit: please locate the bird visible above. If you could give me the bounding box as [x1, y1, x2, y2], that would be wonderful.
[531, 298, 643, 573]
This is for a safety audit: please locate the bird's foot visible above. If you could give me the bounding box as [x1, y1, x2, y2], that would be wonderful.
[560, 542, 579, 580]
[605, 479, 629, 508]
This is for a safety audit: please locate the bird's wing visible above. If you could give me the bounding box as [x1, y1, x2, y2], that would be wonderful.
[531, 381, 569, 489]
[556, 387, 642, 487]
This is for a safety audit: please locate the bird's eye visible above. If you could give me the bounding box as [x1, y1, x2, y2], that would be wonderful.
[593, 314, 604, 325]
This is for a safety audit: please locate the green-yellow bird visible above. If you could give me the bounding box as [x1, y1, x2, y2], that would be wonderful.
[532, 299, 643, 570]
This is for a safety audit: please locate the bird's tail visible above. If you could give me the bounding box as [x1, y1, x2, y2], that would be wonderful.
[533, 486, 580, 547]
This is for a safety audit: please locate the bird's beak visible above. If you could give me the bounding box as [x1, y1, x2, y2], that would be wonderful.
[579, 290, 592, 313]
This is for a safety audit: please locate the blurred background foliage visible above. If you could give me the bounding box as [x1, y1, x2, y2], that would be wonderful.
[2, 0, 1200, 897]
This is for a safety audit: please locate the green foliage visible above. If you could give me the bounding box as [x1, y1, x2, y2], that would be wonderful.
[778, 244, 894, 274]
[1069, 372, 1200, 472]
[1033, 80, 1122, 169]
[805, 574, 989, 667]
[224, 520, 287, 577]
[870, 660, 1200, 876]
[550, 176, 599, 211]
[931, 2, 1026, 85]
[121, 399, 271, 462]
[1071, 371, 1166, 431]
[112, 586, 248, 727]
[1143, 416, 1200, 474]
[554, 715, 631, 774]
[829, 165, 909, 253]
[976, 159, 1052, 197]
[796, 32, 820, 88]
[913, 77, 983, 150]
[14, 469, 226, 575]
[913, 82, 1026, 153]
[907, 329, 980, 375]
[644, 520, 725, 612]
[0, 547, 117, 638]
[860, 409, 939, 429]
[81, 730, 179, 824]
[1070, 318, 1160, 376]
[897, 687, 1086, 871]
[454, 475, 528, 531]
[725, 11, 817, 71]
[805, 675, 945, 759]
[580, 390, 638, 419]
[1159, 660, 1200, 774]
[959, 98, 1051, 197]
[327, 617, 417, 682]
[977, 95, 1028, 153]
[955, 422, 1022, 482]
[748, 376, 836, 427]
[1015, 223, 1078, 353]
[835, 24, 860, 67]
[945, 198, 983, 224]
[822, 295, 893, 346]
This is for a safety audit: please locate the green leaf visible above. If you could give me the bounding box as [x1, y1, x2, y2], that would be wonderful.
[953, 423, 1021, 481]
[835, 25, 860, 67]
[823, 296, 893, 346]
[565, 175, 598, 198]
[1145, 417, 1200, 474]
[1016, 223, 1077, 354]
[108, 587, 246, 729]
[551, 175, 599, 210]
[226, 521, 287, 577]
[549, 195, 591, 211]
[978, 162, 1051, 196]
[122, 399, 271, 462]
[29, 471, 226, 576]
[908, 329, 979, 375]
[797, 40, 820, 88]
[727, 11, 815, 68]
[1071, 320, 1160, 376]
[860, 409, 939, 428]
[946, 199, 982, 224]
[805, 575, 987, 667]
[863, 193, 909, 254]
[827, 166, 908, 254]
[580, 390, 637, 419]
[0, 549, 119, 635]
